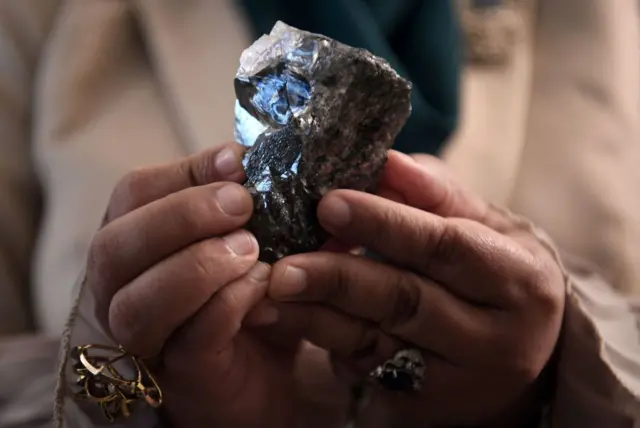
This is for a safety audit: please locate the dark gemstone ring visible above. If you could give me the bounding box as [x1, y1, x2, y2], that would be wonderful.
[369, 348, 426, 393]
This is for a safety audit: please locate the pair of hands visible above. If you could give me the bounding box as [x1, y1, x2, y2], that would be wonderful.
[86, 143, 565, 428]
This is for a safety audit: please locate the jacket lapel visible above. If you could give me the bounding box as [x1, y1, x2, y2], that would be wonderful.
[132, 0, 252, 153]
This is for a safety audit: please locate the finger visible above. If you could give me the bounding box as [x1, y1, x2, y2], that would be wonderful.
[273, 303, 402, 372]
[317, 191, 535, 305]
[381, 151, 510, 231]
[243, 299, 281, 328]
[381, 151, 487, 220]
[269, 252, 494, 362]
[159, 264, 294, 426]
[89, 182, 253, 327]
[164, 262, 272, 355]
[162, 264, 276, 405]
[318, 189, 445, 277]
[293, 342, 352, 409]
[108, 230, 259, 357]
[376, 185, 406, 205]
[105, 142, 246, 224]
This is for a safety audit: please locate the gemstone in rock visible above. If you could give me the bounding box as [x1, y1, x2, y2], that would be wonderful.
[377, 369, 416, 392]
[234, 22, 412, 263]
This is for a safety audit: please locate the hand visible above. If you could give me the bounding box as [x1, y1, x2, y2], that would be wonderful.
[86, 143, 312, 427]
[268, 151, 565, 427]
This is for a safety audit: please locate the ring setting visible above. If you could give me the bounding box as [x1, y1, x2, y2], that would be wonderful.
[71, 344, 163, 422]
[369, 348, 425, 392]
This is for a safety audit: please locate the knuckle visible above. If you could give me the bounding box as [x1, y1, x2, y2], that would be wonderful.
[381, 272, 422, 332]
[350, 324, 379, 357]
[373, 207, 421, 251]
[109, 168, 150, 219]
[326, 263, 352, 304]
[171, 185, 249, 236]
[176, 157, 201, 187]
[86, 229, 114, 291]
[178, 149, 229, 187]
[520, 256, 564, 314]
[504, 353, 543, 385]
[109, 294, 154, 356]
[174, 191, 218, 231]
[424, 220, 460, 268]
[187, 240, 226, 282]
[187, 239, 252, 283]
[366, 209, 395, 249]
[215, 289, 243, 332]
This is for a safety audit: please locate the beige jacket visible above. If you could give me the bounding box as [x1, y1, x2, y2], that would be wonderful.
[0, 0, 638, 427]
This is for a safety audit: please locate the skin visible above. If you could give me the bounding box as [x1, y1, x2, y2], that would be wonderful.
[269, 152, 565, 427]
[86, 144, 565, 428]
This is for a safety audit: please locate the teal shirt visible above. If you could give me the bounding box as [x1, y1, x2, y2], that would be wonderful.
[238, 0, 461, 155]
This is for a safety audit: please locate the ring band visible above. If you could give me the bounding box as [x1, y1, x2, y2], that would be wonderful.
[71, 344, 163, 422]
[369, 348, 425, 392]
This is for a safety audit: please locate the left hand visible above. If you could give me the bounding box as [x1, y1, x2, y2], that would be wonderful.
[267, 151, 565, 427]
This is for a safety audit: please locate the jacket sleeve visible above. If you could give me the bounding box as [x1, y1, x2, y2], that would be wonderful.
[550, 260, 640, 427]
[499, 209, 640, 428]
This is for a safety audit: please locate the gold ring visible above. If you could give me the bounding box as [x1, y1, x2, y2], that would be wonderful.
[71, 344, 163, 422]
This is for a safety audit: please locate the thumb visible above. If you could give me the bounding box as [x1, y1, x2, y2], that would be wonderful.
[380, 150, 490, 223]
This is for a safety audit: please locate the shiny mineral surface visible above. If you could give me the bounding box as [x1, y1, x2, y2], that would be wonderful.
[235, 22, 412, 263]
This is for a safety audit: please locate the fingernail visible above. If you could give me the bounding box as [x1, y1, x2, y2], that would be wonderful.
[216, 184, 248, 216]
[215, 147, 242, 178]
[248, 262, 271, 282]
[397, 151, 418, 163]
[322, 196, 351, 228]
[224, 230, 256, 256]
[271, 265, 307, 300]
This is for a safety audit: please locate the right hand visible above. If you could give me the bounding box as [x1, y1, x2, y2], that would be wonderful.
[86, 143, 307, 427]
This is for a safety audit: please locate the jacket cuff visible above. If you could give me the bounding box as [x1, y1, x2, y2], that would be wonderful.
[493, 205, 640, 427]
[54, 272, 163, 428]
[549, 258, 640, 427]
